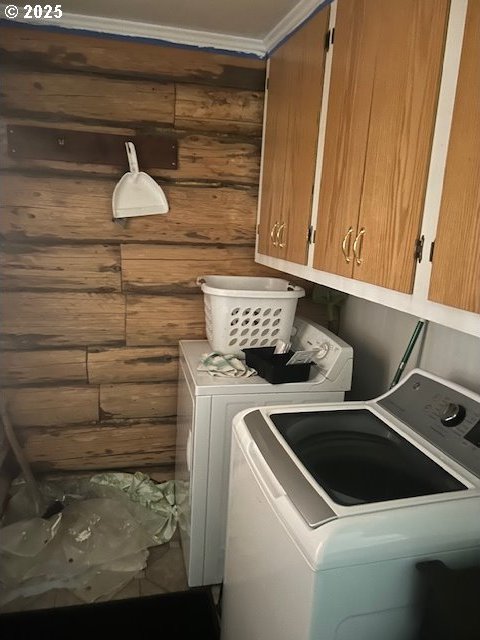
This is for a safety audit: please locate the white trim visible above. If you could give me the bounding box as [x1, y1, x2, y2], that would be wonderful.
[263, 0, 328, 53]
[255, 58, 271, 253]
[1, 4, 266, 57]
[308, 0, 336, 266]
[255, 251, 480, 338]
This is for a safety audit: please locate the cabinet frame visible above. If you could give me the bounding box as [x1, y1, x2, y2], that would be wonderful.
[256, 0, 479, 338]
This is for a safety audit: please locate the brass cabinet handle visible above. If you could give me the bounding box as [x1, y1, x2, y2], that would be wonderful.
[341, 227, 354, 263]
[270, 222, 279, 246]
[353, 227, 366, 265]
[277, 222, 286, 248]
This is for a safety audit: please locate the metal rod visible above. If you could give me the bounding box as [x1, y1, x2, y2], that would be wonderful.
[0, 397, 45, 516]
[389, 319, 427, 389]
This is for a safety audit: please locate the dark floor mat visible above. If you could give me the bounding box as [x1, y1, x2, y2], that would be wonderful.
[0, 588, 220, 639]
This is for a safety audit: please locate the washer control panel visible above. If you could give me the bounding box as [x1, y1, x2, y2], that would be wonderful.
[378, 372, 480, 477]
[441, 402, 467, 427]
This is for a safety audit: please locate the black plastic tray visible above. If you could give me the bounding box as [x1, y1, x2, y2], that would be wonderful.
[243, 347, 312, 384]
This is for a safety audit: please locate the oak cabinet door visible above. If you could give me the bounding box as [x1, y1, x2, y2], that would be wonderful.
[314, 0, 378, 278]
[257, 47, 288, 259]
[314, 0, 449, 294]
[428, 0, 480, 313]
[258, 8, 329, 264]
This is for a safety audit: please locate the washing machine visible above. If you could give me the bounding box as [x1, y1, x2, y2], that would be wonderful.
[221, 369, 480, 640]
[174, 317, 353, 587]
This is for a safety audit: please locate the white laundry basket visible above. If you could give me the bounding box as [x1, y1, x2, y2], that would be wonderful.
[197, 276, 305, 354]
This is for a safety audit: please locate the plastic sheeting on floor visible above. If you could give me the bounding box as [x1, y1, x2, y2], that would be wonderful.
[0, 472, 180, 606]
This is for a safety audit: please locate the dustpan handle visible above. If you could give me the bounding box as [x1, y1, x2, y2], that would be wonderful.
[125, 141, 139, 174]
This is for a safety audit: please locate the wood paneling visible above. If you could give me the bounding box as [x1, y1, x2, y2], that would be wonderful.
[0, 292, 125, 348]
[175, 84, 263, 135]
[1, 70, 175, 126]
[100, 382, 177, 419]
[0, 26, 265, 89]
[0, 119, 260, 185]
[20, 420, 177, 471]
[1, 349, 87, 385]
[126, 295, 206, 346]
[173, 131, 260, 185]
[139, 466, 176, 483]
[3, 385, 99, 426]
[0, 174, 258, 245]
[0, 27, 314, 475]
[121, 245, 277, 292]
[88, 346, 178, 384]
[429, 0, 480, 313]
[0, 244, 121, 291]
[39, 467, 175, 482]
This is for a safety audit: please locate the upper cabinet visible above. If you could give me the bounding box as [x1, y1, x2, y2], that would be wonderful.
[313, 0, 449, 293]
[257, 6, 330, 264]
[428, 0, 480, 314]
[255, 0, 480, 337]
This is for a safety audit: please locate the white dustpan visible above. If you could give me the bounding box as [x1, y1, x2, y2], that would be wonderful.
[112, 141, 169, 219]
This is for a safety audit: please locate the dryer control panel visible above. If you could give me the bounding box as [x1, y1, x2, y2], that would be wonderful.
[292, 316, 353, 383]
[378, 372, 480, 478]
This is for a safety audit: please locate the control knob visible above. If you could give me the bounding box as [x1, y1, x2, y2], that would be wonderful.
[440, 402, 466, 427]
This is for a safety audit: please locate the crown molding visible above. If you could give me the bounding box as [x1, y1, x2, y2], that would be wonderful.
[263, 0, 332, 54]
[1, 1, 333, 59]
[0, 4, 266, 58]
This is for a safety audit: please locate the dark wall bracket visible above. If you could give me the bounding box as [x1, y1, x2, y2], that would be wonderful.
[6, 125, 178, 170]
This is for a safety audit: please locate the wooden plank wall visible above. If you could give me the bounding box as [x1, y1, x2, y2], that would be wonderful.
[0, 26, 298, 476]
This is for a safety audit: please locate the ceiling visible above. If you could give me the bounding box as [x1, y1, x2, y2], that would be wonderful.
[59, 0, 299, 39]
[5, 0, 327, 56]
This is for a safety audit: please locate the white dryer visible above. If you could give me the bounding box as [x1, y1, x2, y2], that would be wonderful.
[221, 369, 480, 640]
[175, 317, 353, 586]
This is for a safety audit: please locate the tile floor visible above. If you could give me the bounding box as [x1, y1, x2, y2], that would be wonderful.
[0, 538, 188, 614]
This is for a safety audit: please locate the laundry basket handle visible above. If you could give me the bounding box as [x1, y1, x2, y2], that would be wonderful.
[197, 277, 303, 293]
[287, 283, 303, 292]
